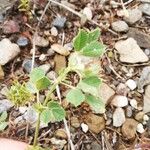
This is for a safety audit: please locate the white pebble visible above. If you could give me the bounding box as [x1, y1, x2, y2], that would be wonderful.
[81, 123, 89, 133]
[130, 99, 137, 109]
[143, 114, 149, 121]
[125, 79, 137, 90]
[19, 106, 28, 114]
[39, 54, 47, 61]
[51, 27, 58, 36]
[136, 123, 145, 133]
[83, 7, 93, 20]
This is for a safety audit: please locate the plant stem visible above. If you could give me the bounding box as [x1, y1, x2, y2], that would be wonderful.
[33, 113, 41, 147]
[43, 67, 71, 106]
[33, 67, 71, 147]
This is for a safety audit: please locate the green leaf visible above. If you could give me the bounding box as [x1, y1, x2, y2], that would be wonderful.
[80, 41, 105, 57]
[41, 101, 65, 124]
[0, 122, 8, 131]
[77, 80, 99, 97]
[66, 89, 85, 107]
[73, 29, 88, 51]
[30, 68, 45, 83]
[26, 82, 38, 93]
[36, 77, 51, 91]
[88, 28, 100, 43]
[85, 95, 105, 114]
[0, 111, 7, 122]
[82, 76, 102, 87]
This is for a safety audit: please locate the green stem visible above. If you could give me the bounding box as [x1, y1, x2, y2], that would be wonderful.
[33, 113, 41, 147]
[43, 67, 71, 106]
[33, 67, 71, 147]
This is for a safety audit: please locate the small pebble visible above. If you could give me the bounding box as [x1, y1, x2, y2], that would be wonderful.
[111, 95, 128, 107]
[144, 49, 150, 56]
[19, 106, 28, 114]
[17, 36, 28, 47]
[51, 26, 58, 36]
[83, 7, 93, 20]
[125, 79, 137, 90]
[52, 16, 66, 29]
[81, 123, 89, 133]
[130, 99, 137, 109]
[39, 64, 51, 74]
[136, 123, 145, 133]
[39, 54, 47, 61]
[111, 21, 129, 32]
[22, 59, 38, 73]
[143, 115, 149, 121]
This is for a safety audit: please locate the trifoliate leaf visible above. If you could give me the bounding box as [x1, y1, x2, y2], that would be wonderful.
[0, 122, 8, 131]
[82, 76, 102, 87]
[30, 68, 45, 83]
[73, 29, 88, 51]
[85, 95, 105, 114]
[80, 41, 105, 57]
[77, 80, 99, 97]
[66, 89, 85, 107]
[41, 101, 65, 124]
[88, 28, 100, 43]
[0, 111, 7, 122]
[36, 77, 51, 91]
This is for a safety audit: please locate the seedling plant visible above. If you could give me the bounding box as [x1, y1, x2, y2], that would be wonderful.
[7, 28, 106, 150]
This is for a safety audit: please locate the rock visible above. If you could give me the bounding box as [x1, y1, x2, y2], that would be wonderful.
[47, 71, 57, 80]
[91, 142, 102, 150]
[54, 54, 66, 74]
[113, 108, 125, 127]
[81, 123, 89, 133]
[130, 99, 137, 109]
[137, 123, 145, 133]
[125, 79, 137, 90]
[50, 138, 67, 149]
[3, 20, 20, 34]
[23, 107, 38, 123]
[115, 38, 149, 63]
[0, 14, 4, 23]
[143, 85, 150, 113]
[39, 54, 47, 61]
[126, 106, 133, 117]
[111, 21, 129, 32]
[111, 95, 128, 107]
[0, 38, 20, 65]
[123, 9, 142, 24]
[64, 43, 73, 51]
[138, 67, 150, 92]
[145, 49, 150, 56]
[0, 99, 14, 113]
[19, 106, 28, 114]
[51, 26, 58, 36]
[122, 119, 138, 139]
[83, 7, 93, 20]
[47, 48, 55, 56]
[138, 0, 150, 3]
[51, 44, 70, 56]
[14, 116, 24, 124]
[99, 83, 115, 104]
[84, 114, 105, 134]
[0, 65, 4, 80]
[22, 59, 38, 73]
[39, 64, 51, 74]
[143, 115, 149, 121]
[71, 116, 80, 128]
[135, 112, 144, 122]
[139, 3, 150, 16]
[55, 129, 67, 139]
[128, 28, 150, 49]
[0, 86, 9, 96]
[116, 83, 128, 96]
[35, 36, 49, 47]
[52, 16, 66, 29]
[17, 36, 28, 47]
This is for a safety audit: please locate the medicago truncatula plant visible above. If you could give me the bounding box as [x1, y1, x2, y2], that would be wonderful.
[7, 28, 106, 149]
